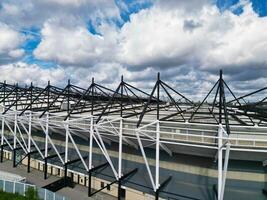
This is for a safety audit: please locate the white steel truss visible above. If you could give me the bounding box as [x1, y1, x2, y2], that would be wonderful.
[0, 109, 267, 199]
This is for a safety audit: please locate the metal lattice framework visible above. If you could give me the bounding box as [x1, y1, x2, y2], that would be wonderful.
[0, 70, 267, 200]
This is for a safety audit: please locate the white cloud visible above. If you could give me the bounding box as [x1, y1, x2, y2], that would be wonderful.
[202, 4, 267, 70]
[1, 0, 267, 99]
[8, 49, 24, 58]
[0, 62, 66, 86]
[116, 2, 267, 73]
[0, 0, 121, 27]
[117, 7, 204, 67]
[34, 19, 119, 66]
[0, 23, 23, 53]
[154, 0, 212, 13]
[44, 0, 87, 7]
[0, 23, 25, 63]
[34, 1, 267, 73]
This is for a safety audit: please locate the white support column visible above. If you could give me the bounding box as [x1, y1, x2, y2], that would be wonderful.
[218, 124, 223, 200]
[66, 129, 89, 171]
[14, 111, 17, 150]
[155, 120, 160, 190]
[39, 120, 64, 164]
[1, 114, 4, 146]
[45, 113, 49, 158]
[16, 123, 28, 149]
[18, 119, 44, 159]
[28, 112, 32, 153]
[3, 179, 5, 191]
[220, 143, 230, 200]
[44, 189, 47, 200]
[65, 119, 69, 164]
[136, 129, 156, 191]
[118, 117, 123, 178]
[4, 120, 27, 153]
[13, 180, 15, 193]
[89, 117, 93, 170]
[23, 183, 25, 195]
[93, 127, 118, 179]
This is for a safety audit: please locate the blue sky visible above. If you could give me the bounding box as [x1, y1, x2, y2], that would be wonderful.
[0, 0, 267, 98]
[217, 0, 267, 15]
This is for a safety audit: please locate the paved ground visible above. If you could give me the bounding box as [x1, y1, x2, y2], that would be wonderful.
[0, 159, 116, 200]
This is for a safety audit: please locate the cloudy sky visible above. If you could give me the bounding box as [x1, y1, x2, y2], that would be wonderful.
[0, 0, 267, 99]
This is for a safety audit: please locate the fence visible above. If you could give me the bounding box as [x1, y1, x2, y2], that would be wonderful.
[0, 178, 69, 200]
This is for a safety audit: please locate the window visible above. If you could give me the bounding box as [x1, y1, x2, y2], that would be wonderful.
[101, 181, 105, 188]
[57, 168, 60, 175]
[121, 188, 126, 198]
[70, 172, 74, 180]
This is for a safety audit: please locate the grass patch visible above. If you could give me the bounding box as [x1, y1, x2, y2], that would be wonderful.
[0, 187, 40, 200]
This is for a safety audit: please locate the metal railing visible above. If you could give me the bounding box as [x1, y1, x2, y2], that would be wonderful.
[0, 178, 69, 200]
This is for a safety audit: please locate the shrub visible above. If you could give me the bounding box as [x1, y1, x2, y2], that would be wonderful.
[25, 187, 40, 200]
[0, 190, 26, 200]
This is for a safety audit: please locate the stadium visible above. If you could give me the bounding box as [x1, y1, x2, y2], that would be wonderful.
[0, 70, 266, 200]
